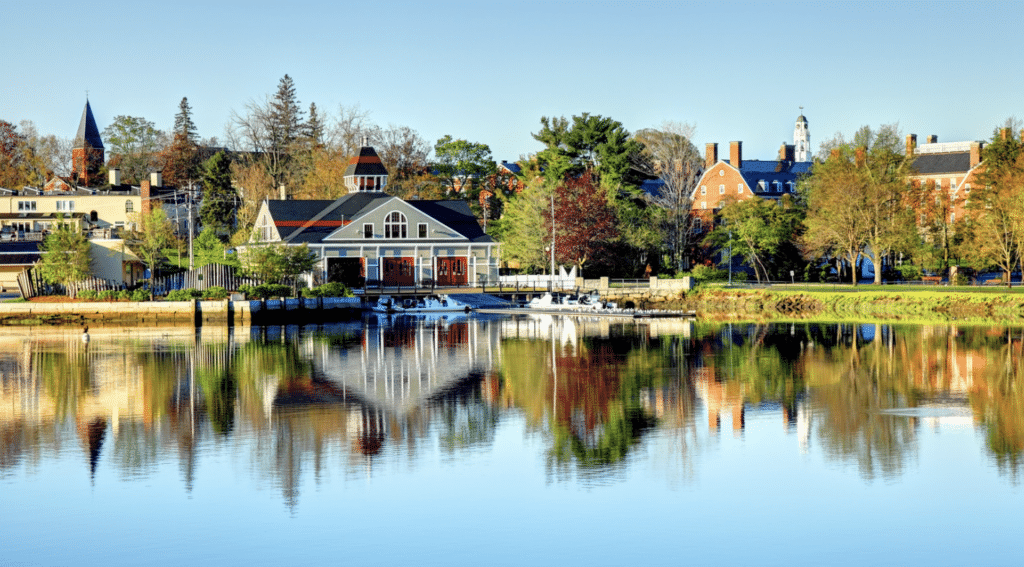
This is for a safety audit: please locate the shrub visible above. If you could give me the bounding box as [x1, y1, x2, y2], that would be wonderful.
[78, 290, 98, 301]
[241, 283, 292, 299]
[690, 264, 728, 284]
[116, 290, 131, 301]
[130, 288, 150, 302]
[310, 282, 352, 297]
[97, 290, 119, 301]
[203, 286, 228, 300]
[166, 288, 203, 301]
[897, 265, 922, 281]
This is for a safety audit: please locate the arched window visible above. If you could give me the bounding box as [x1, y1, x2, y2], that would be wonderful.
[126, 200, 134, 213]
[384, 211, 407, 238]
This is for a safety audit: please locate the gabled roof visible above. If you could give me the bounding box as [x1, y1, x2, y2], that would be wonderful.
[343, 146, 388, 177]
[407, 200, 492, 242]
[263, 193, 494, 244]
[913, 152, 972, 175]
[74, 101, 103, 150]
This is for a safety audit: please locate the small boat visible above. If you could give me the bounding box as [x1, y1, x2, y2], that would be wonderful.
[370, 294, 471, 314]
[526, 291, 616, 311]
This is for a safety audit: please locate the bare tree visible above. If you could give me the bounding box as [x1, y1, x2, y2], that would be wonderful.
[632, 121, 703, 271]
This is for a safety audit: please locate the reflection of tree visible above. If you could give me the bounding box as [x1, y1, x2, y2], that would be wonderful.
[499, 335, 660, 473]
[434, 373, 499, 452]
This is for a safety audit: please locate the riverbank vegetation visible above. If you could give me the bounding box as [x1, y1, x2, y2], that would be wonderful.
[682, 286, 1024, 323]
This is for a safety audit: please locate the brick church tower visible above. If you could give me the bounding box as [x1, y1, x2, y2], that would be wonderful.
[71, 100, 104, 186]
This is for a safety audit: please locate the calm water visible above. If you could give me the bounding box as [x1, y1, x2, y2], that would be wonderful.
[3, 315, 1024, 566]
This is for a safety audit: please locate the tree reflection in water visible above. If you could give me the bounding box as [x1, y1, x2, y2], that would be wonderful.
[2, 318, 1024, 505]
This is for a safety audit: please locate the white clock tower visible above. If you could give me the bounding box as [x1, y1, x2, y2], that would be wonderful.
[794, 112, 811, 162]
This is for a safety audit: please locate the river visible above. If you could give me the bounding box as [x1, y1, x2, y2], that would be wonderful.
[2, 315, 1023, 565]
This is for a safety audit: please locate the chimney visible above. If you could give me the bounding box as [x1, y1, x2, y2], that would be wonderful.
[970, 142, 982, 167]
[150, 171, 162, 187]
[705, 143, 718, 169]
[730, 141, 742, 169]
[110, 168, 121, 186]
[1001, 128, 1010, 141]
[855, 146, 866, 167]
[926, 135, 938, 144]
[1020, 129, 1024, 143]
[906, 134, 917, 158]
[779, 143, 787, 161]
[140, 179, 151, 215]
[279, 184, 288, 200]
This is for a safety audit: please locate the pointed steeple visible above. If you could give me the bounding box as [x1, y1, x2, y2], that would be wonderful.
[72, 99, 105, 185]
[75, 100, 104, 150]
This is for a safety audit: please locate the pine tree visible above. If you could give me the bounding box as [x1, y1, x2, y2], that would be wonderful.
[162, 97, 200, 188]
[174, 97, 198, 144]
[199, 151, 236, 237]
[303, 102, 324, 150]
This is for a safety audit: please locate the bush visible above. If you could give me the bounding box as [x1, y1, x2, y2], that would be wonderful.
[97, 290, 119, 301]
[116, 290, 131, 301]
[203, 286, 228, 300]
[130, 288, 150, 302]
[240, 283, 292, 299]
[78, 290, 98, 301]
[690, 264, 728, 284]
[306, 282, 352, 298]
[897, 265, 922, 281]
[166, 288, 203, 301]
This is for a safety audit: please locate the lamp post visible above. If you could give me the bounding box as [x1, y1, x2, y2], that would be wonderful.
[727, 229, 733, 285]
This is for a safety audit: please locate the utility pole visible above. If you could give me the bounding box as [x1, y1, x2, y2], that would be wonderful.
[187, 182, 195, 271]
[550, 191, 555, 282]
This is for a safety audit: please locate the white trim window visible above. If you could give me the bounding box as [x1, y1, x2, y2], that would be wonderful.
[737, 184, 744, 194]
[418, 223, 427, 238]
[56, 200, 75, 212]
[719, 184, 725, 195]
[384, 211, 407, 238]
[700, 185, 707, 195]
[363, 223, 374, 239]
[125, 200, 134, 213]
[17, 201, 36, 211]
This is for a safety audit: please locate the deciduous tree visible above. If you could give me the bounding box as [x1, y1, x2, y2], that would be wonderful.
[38, 218, 92, 293]
[102, 115, 163, 184]
[632, 122, 703, 271]
[128, 207, 176, 283]
[965, 128, 1024, 285]
[432, 135, 496, 196]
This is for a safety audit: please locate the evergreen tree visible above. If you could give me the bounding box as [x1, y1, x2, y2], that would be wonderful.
[303, 102, 324, 150]
[173, 97, 198, 144]
[162, 97, 200, 188]
[199, 151, 236, 237]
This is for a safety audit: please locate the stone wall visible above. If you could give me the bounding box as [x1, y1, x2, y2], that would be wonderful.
[574, 276, 692, 308]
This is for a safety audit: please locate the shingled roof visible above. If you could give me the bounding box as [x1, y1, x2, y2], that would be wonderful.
[343, 146, 388, 177]
[74, 100, 103, 150]
[731, 159, 812, 197]
[913, 152, 972, 175]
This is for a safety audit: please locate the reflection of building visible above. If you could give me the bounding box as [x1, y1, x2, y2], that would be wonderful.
[310, 316, 501, 417]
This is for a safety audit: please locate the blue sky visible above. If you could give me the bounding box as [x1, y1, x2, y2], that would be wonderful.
[4, 1, 1022, 163]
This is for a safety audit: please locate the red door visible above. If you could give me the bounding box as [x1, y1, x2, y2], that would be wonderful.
[382, 257, 415, 286]
[436, 257, 467, 286]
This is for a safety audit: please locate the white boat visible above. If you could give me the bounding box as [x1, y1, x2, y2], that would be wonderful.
[526, 291, 616, 311]
[370, 294, 472, 314]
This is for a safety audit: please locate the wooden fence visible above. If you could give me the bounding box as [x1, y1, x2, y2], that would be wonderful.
[149, 264, 261, 296]
[18, 264, 261, 299]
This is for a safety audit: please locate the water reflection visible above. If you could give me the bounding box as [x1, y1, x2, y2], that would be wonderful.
[3, 317, 1024, 500]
